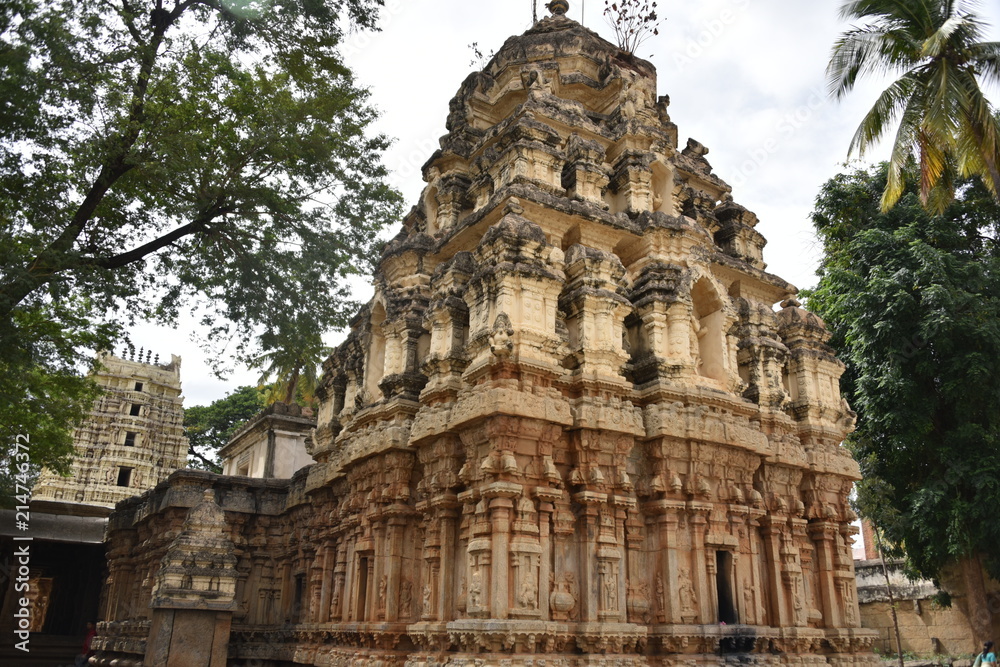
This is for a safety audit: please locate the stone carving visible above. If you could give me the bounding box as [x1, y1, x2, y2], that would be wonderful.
[655, 573, 666, 623]
[400, 579, 413, 621]
[378, 575, 388, 617]
[468, 570, 483, 610]
[94, 4, 877, 667]
[550, 573, 577, 620]
[422, 584, 432, 619]
[679, 568, 697, 622]
[743, 579, 755, 624]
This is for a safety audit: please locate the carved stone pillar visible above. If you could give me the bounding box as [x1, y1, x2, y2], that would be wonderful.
[809, 520, 840, 627]
[432, 496, 459, 622]
[343, 530, 360, 622]
[666, 303, 692, 366]
[689, 503, 710, 624]
[277, 562, 292, 621]
[486, 487, 517, 619]
[365, 557, 375, 622]
[330, 542, 347, 622]
[466, 535, 491, 618]
[780, 521, 807, 627]
[308, 557, 323, 623]
[574, 491, 606, 622]
[759, 515, 788, 626]
[244, 555, 264, 625]
[372, 522, 387, 621]
[650, 502, 683, 623]
[745, 508, 766, 625]
[548, 494, 576, 621]
[644, 309, 669, 359]
[535, 492, 559, 621]
[385, 515, 406, 622]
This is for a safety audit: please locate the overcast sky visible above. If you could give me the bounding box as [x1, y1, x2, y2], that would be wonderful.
[146, 0, 1000, 405]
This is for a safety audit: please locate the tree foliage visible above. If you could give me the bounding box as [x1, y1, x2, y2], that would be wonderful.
[807, 161, 1000, 583]
[184, 385, 265, 472]
[0, 0, 401, 473]
[828, 0, 1000, 212]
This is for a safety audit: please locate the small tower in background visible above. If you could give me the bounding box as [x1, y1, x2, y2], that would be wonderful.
[33, 349, 189, 514]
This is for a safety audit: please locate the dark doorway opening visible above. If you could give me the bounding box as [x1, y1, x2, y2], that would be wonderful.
[716, 551, 738, 624]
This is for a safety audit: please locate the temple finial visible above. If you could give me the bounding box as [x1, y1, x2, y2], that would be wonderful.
[547, 0, 569, 16]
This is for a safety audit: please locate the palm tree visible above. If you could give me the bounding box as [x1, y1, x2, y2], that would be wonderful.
[828, 0, 1000, 212]
[250, 328, 331, 407]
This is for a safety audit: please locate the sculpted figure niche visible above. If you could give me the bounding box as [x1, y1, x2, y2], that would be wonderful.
[94, 4, 875, 667]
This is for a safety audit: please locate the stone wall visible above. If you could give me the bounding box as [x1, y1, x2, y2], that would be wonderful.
[856, 559, 1000, 658]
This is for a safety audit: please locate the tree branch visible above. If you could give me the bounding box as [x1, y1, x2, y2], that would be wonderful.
[186, 442, 222, 473]
[91, 204, 232, 270]
[1, 2, 186, 318]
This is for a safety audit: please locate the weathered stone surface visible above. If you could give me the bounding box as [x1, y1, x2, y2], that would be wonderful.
[95, 6, 876, 667]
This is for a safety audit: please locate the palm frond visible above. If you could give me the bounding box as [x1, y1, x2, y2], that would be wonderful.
[848, 72, 919, 155]
[881, 88, 926, 210]
[954, 73, 1000, 195]
[921, 16, 965, 58]
[834, 0, 1000, 212]
[828, 28, 918, 99]
[839, 0, 932, 31]
[923, 59, 964, 138]
[967, 41, 1000, 82]
[917, 128, 952, 208]
[924, 159, 957, 213]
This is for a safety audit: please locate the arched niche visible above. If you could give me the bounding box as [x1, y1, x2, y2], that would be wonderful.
[782, 365, 797, 402]
[416, 331, 431, 368]
[561, 224, 581, 252]
[424, 186, 439, 236]
[624, 312, 648, 365]
[690, 278, 727, 382]
[650, 161, 673, 214]
[364, 303, 387, 400]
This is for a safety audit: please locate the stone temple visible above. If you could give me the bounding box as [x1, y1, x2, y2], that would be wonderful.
[93, 6, 876, 667]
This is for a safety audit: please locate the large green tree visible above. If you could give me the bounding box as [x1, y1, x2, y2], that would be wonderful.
[828, 0, 1000, 212]
[808, 161, 1000, 644]
[184, 385, 266, 472]
[0, 0, 401, 475]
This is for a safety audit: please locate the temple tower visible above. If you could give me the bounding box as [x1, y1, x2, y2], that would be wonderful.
[96, 5, 877, 667]
[33, 349, 188, 512]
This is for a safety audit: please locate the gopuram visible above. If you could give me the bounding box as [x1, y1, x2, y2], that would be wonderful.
[94, 4, 877, 667]
[33, 349, 188, 511]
